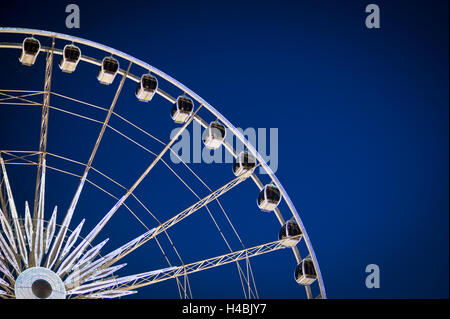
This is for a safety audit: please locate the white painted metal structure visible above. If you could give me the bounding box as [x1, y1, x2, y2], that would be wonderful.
[18, 37, 40, 66]
[0, 27, 326, 299]
[59, 44, 81, 73]
[203, 121, 227, 149]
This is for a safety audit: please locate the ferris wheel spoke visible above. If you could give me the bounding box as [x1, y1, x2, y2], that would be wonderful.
[62, 230, 152, 288]
[195, 115, 286, 231]
[11, 151, 188, 294]
[0, 232, 20, 274]
[0, 156, 28, 268]
[0, 208, 16, 254]
[128, 195, 193, 299]
[32, 158, 47, 267]
[0, 151, 40, 165]
[67, 112, 243, 298]
[44, 206, 57, 254]
[0, 28, 326, 299]
[105, 121, 245, 277]
[32, 37, 55, 218]
[0, 89, 43, 93]
[50, 91, 109, 112]
[0, 258, 15, 280]
[45, 62, 132, 270]
[69, 238, 296, 296]
[0, 102, 40, 106]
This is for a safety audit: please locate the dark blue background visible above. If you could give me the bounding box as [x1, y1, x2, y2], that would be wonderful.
[0, 0, 448, 298]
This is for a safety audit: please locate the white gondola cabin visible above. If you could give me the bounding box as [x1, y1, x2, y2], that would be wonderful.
[257, 184, 281, 212]
[59, 44, 81, 73]
[294, 258, 317, 286]
[97, 56, 119, 85]
[278, 219, 302, 247]
[135, 73, 158, 102]
[202, 121, 226, 149]
[19, 37, 40, 66]
[232, 151, 256, 177]
[171, 96, 194, 123]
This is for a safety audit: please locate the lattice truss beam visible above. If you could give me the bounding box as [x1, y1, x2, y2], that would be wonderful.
[0, 83, 281, 300]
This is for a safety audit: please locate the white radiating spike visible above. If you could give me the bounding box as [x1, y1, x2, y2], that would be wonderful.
[57, 195, 127, 276]
[87, 290, 137, 299]
[45, 206, 57, 254]
[62, 228, 155, 282]
[61, 168, 234, 276]
[0, 157, 28, 266]
[60, 219, 85, 260]
[33, 159, 47, 267]
[65, 262, 126, 288]
[45, 173, 87, 270]
[0, 289, 7, 295]
[74, 238, 109, 269]
[62, 72, 189, 278]
[0, 259, 14, 280]
[0, 208, 16, 253]
[0, 277, 9, 287]
[0, 232, 19, 273]
[24, 201, 33, 248]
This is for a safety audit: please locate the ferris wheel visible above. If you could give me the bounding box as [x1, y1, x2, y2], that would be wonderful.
[0, 27, 326, 299]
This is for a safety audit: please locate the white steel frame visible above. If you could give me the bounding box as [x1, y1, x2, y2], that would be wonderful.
[0, 27, 326, 299]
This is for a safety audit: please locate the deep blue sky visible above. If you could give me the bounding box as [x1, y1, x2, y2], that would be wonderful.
[0, 0, 448, 298]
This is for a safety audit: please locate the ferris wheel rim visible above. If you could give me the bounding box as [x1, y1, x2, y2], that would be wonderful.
[0, 26, 326, 298]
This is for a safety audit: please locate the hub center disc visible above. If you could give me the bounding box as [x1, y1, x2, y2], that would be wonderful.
[14, 267, 66, 299]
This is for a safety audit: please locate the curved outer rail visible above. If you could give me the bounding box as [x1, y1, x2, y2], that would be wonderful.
[0, 27, 326, 298]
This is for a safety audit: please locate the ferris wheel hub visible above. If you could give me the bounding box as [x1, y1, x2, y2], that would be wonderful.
[14, 267, 66, 299]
